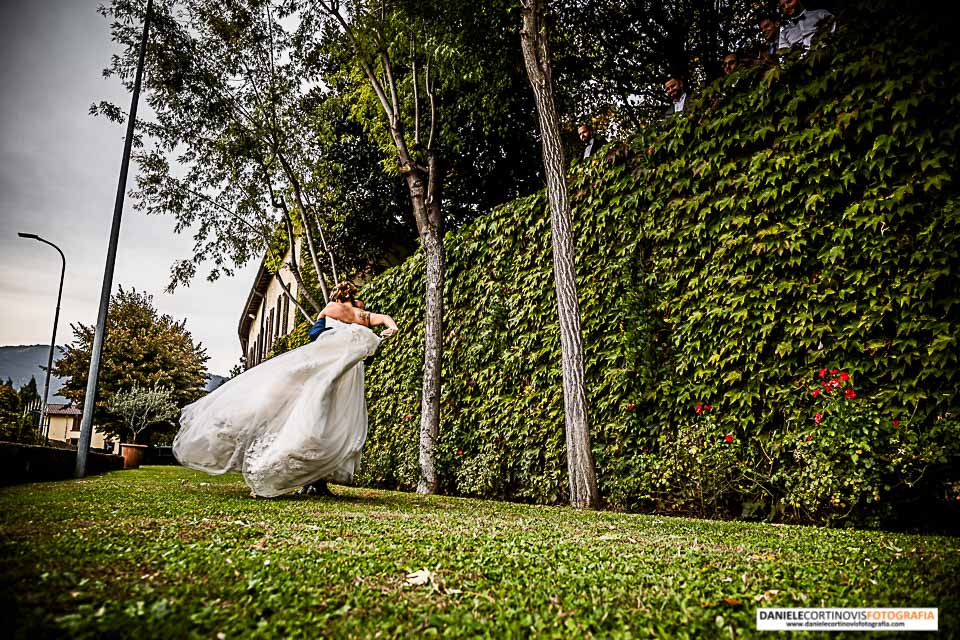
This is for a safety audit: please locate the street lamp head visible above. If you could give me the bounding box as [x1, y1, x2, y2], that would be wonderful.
[18, 232, 40, 240]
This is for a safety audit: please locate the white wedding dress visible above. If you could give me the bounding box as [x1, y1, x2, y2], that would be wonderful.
[173, 318, 381, 497]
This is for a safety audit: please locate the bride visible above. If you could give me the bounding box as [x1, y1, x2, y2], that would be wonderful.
[173, 282, 398, 497]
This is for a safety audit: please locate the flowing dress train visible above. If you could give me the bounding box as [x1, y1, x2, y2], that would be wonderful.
[173, 318, 380, 497]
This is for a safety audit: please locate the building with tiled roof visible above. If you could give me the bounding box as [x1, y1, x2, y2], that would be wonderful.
[45, 402, 112, 451]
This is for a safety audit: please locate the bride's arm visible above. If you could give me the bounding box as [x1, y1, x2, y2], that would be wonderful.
[367, 312, 398, 338]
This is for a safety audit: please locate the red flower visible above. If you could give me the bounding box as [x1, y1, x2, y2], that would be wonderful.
[839, 371, 850, 382]
[830, 368, 839, 375]
[815, 412, 823, 424]
[456, 449, 463, 455]
[403, 414, 413, 421]
[892, 419, 900, 428]
[819, 368, 828, 379]
[806, 435, 813, 441]
[724, 434, 734, 443]
[695, 404, 703, 415]
[705, 404, 713, 411]
[626, 404, 635, 411]
[811, 388, 820, 398]
[844, 388, 856, 399]
[829, 379, 841, 388]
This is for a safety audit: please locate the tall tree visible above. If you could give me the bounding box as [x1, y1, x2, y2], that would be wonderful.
[520, 0, 599, 508]
[98, 0, 540, 327]
[310, 0, 447, 493]
[303, 0, 542, 493]
[52, 287, 208, 440]
[96, 0, 412, 316]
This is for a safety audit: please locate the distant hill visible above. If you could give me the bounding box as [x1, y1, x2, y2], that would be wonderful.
[0, 345, 67, 399]
[0, 344, 226, 398]
[205, 374, 228, 392]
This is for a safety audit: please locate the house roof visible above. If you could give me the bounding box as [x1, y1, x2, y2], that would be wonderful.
[46, 402, 81, 416]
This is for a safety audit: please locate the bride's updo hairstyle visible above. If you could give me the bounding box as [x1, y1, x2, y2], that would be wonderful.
[330, 281, 358, 304]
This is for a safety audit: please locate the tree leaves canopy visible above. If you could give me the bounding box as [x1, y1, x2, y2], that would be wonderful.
[52, 287, 208, 439]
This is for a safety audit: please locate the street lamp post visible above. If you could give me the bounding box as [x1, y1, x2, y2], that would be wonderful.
[18, 233, 65, 445]
[75, 0, 153, 478]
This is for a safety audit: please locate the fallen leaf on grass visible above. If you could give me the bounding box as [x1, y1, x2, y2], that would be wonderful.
[723, 597, 743, 606]
[754, 590, 780, 602]
[405, 568, 434, 586]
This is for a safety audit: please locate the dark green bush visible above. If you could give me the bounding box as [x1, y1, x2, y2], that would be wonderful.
[282, 2, 960, 527]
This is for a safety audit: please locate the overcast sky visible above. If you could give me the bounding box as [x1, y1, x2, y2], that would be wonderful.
[0, 0, 260, 375]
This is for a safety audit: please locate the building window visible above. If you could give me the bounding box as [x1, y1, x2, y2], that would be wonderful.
[282, 294, 290, 335]
[276, 295, 283, 338]
[268, 310, 274, 353]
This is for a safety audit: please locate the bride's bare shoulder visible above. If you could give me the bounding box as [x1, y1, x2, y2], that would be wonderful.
[321, 301, 350, 320]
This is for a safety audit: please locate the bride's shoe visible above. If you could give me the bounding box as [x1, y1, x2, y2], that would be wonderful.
[297, 480, 334, 497]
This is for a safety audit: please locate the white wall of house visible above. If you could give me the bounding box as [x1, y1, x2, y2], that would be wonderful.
[45, 410, 110, 450]
[243, 246, 302, 369]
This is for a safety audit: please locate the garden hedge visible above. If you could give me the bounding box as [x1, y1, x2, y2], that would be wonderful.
[278, 2, 959, 527]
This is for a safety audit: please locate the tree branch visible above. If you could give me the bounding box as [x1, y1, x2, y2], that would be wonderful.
[275, 148, 335, 294]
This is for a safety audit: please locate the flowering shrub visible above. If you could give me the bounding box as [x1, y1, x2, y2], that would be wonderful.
[773, 368, 960, 526]
[636, 405, 747, 518]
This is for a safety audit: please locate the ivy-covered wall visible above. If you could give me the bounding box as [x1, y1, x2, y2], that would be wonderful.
[284, 3, 960, 526]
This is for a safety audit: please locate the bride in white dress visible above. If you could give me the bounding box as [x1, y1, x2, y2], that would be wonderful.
[173, 282, 398, 497]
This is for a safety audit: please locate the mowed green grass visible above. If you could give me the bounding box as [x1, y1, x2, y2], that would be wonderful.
[1, 466, 957, 638]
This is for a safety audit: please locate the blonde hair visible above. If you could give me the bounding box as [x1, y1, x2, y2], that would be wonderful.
[330, 281, 358, 303]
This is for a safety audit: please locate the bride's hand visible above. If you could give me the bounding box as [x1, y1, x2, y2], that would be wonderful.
[381, 327, 397, 338]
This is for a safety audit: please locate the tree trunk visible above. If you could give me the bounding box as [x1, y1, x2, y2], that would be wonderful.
[417, 223, 444, 494]
[520, 0, 599, 509]
[404, 167, 445, 495]
[315, 0, 445, 494]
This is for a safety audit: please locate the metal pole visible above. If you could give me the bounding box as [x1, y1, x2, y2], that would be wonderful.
[17, 234, 65, 446]
[76, 0, 152, 478]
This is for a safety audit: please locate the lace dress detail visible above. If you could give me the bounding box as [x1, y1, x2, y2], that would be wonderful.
[173, 319, 380, 497]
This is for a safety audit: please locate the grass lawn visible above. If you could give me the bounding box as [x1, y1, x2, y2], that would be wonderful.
[1, 466, 957, 638]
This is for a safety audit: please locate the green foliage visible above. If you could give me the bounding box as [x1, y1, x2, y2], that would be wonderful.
[632, 406, 751, 518]
[17, 377, 39, 407]
[3, 467, 959, 637]
[303, 0, 544, 226]
[770, 368, 960, 527]
[550, 0, 761, 128]
[342, 4, 960, 526]
[0, 382, 19, 414]
[106, 383, 180, 445]
[0, 380, 40, 445]
[52, 287, 208, 440]
[0, 379, 43, 445]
